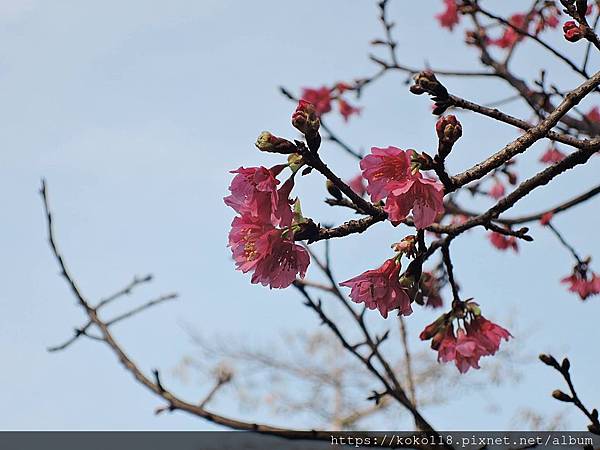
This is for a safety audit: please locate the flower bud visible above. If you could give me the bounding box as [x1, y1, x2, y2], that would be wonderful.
[539, 353, 559, 368]
[436, 115, 462, 146]
[563, 21, 583, 42]
[255, 131, 297, 154]
[292, 100, 320, 135]
[561, 358, 571, 372]
[410, 70, 449, 100]
[552, 389, 573, 402]
[419, 314, 447, 341]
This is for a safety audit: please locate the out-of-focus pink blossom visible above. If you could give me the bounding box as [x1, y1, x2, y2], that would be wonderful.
[436, 0, 460, 31]
[489, 232, 519, 252]
[586, 106, 600, 122]
[561, 271, 600, 300]
[492, 13, 527, 48]
[338, 99, 361, 122]
[540, 147, 566, 164]
[489, 180, 505, 199]
[301, 86, 332, 116]
[339, 258, 412, 318]
[335, 82, 353, 94]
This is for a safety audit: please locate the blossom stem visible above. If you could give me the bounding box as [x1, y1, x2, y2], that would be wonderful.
[545, 222, 584, 265]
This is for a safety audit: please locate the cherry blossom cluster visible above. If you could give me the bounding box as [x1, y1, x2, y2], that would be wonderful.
[435, 0, 597, 46]
[360, 147, 445, 228]
[224, 94, 519, 373]
[420, 299, 512, 373]
[224, 159, 310, 289]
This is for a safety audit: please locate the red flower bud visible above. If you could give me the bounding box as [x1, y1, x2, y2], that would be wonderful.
[255, 131, 297, 154]
[292, 100, 320, 135]
[436, 115, 462, 145]
[563, 21, 583, 42]
[410, 70, 449, 100]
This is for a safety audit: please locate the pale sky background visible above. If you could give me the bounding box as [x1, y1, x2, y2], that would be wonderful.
[1, 0, 599, 431]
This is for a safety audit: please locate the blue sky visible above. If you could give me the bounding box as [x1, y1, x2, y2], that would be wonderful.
[1, 0, 599, 431]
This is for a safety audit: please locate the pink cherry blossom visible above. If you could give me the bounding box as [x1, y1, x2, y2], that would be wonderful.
[228, 214, 274, 275]
[228, 215, 310, 289]
[453, 329, 487, 373]
[339, 258, 412, 318]
[224, 165, 293, 227]
[489, 231, 519, 252]
[432, 316, 511, 373]
[466, 316, 512, 356]
[492, 13, 527, 48]
[540, 147, 566, 164]
[360, 146, 412, 202]
[436, 0, 460, 31]
[436, 326, 459, 364]
[561, 271, 600, 300]
[251, 229, 310, 289]
[489, 180, 505, 199]
[301, 86, 332, 116]
[384, 175, 445, 228]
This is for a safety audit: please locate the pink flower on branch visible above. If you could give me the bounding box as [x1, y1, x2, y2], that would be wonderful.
[421, 306, 512, 373]
[251, 228, 310, 289]
[360, 146, 444, 228]
[465, 316, 512, 357]
[228, 215, 310, 289]
[360, 146, 412, 202]
[339, 258, 412, 318]
[384, 176, 445, 228]
[224, 165, 293, 227]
